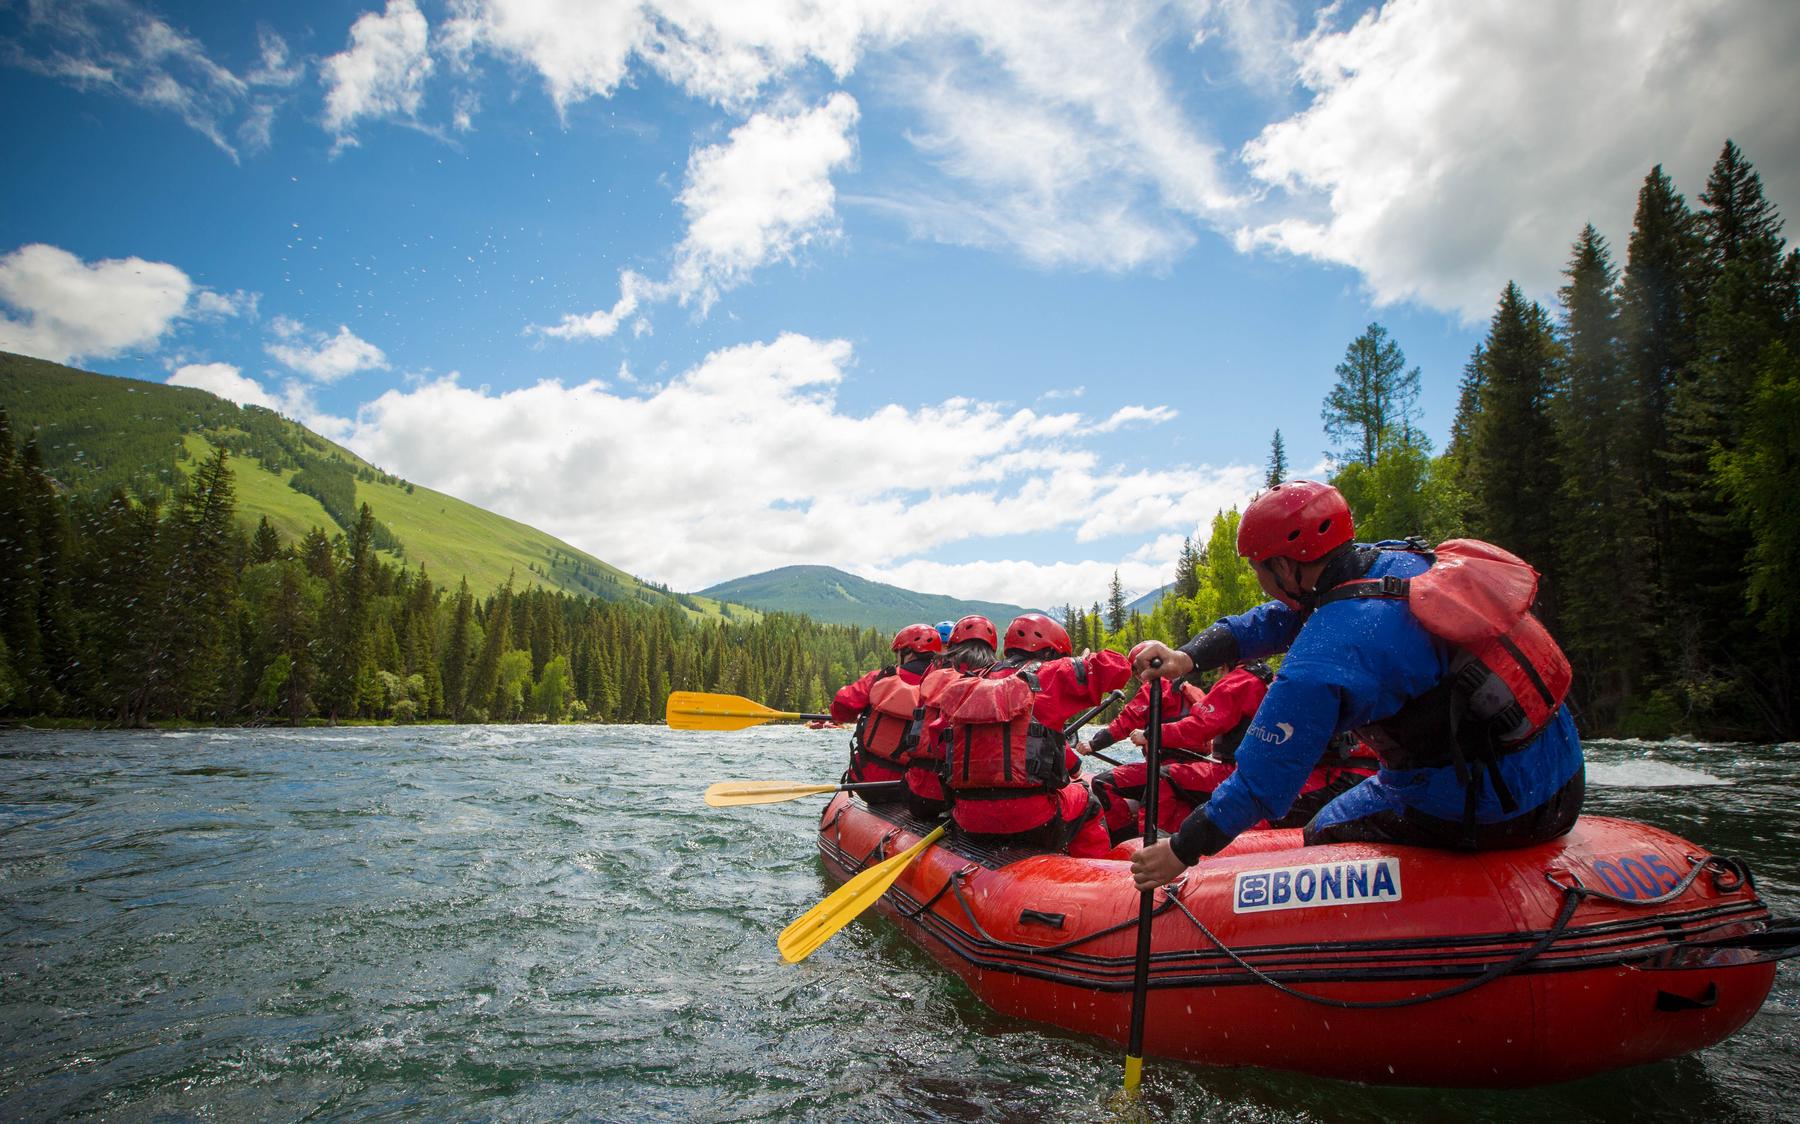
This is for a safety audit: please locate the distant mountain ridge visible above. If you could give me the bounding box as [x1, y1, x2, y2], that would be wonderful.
[1126, 583, 1172, 614]
[700, 565, 1034, 634]
[0, 351, 745, 619]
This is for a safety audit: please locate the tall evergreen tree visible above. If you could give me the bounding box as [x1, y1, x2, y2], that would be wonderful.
[1552, 225, 1650, 724]
[1265, 429, 1288, 487]
[1467, 284, 1564, 605]
[1106, 571, 1127, 632]
[1322, 323, 1422, 467]
[1664, 147, 1791, 637]
[1619, 165, 1704, 603]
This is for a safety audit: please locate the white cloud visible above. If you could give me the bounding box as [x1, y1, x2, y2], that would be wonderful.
[1237, 0, 1800, 321]
[0, 243, 193, 362]
[442, 0, 897, 113]
[450, 2, 1240, 276]
[667, 92, 860, 309]
[322, 0, 434, 144]
[265, 321, 389, 382]
[342, 331, 1260, 601]
[532, 270, 649, 341]
[167, 362, 280, 409]
[539, 93, 860, 335]
[2, 0, 298, 160]
[1090, 404, 1178, 433]
[191, 288, 257, 319]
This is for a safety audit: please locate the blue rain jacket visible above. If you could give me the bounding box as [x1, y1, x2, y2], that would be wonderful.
[1193, 545, 1584, 846]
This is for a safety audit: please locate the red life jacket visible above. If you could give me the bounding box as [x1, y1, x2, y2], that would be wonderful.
[1318, 539, 1570, 750]
[850, 668, 924, 771]
[909, 666, 962, 770]
[937, 663, 1068, 799]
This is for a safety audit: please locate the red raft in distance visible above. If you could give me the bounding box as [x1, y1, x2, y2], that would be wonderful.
[813, 793, 1795, 1088]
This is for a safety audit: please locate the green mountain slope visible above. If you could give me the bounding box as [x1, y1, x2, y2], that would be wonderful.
[699, 565, 1033, 634]
[0, 351, 744, 619]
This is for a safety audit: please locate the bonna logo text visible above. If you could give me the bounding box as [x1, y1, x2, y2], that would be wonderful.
[1233, 857, 1402, 914]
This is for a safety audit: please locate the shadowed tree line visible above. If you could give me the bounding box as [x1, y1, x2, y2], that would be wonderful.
[1063, 141, 1798, 741]
[0, 430, 890, 725]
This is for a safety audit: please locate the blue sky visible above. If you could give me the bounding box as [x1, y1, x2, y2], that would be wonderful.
[1, 0, 1795, 609]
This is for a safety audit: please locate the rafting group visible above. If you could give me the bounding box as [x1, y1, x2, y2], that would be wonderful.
[833, 479, 1581, 873]
[678, 479, 1794, 1088]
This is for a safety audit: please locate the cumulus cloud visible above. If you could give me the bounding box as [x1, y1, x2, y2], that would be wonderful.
[1090, 404, 1178, 433]
[537, 93, 860, 336]
[532, 270, 650, 341]
[322, 0, 434, 145]
[167, 362, 280, 409]
[667, 92, 860, 309]
[343, 331, 1259, 602]
[0, 243, 193, 362]
[265, 321, 389, 382]
[1, 0, 300, 160]
[1237, 0, 1800, 321]
[441, 0, 892, 113]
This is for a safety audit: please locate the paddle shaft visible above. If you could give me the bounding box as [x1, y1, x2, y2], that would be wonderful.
[1067, 689, 1127, 766]
[683, 706, 833, 723]
[1125, 664, 1164, 1090]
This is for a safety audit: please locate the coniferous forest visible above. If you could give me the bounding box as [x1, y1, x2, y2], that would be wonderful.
[1, 141, 1796, 739]
[0, 429, 891, 726]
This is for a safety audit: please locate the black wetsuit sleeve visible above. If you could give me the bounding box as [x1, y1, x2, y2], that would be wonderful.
[1170, 806, 1235, 865]
[1177, 623, 1238, 673]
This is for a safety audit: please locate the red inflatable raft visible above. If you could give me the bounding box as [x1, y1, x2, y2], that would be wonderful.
[815, 794, 1795, 1087]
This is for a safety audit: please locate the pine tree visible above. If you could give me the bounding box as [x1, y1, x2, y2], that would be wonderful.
[1322, 324, 1423, 467]
[1265, 429, 1288, 487]
[1172, 536, 1201, 599]
[1552, 225, 1650, 723]
[1107, 570, 1127, 633]
[1467, 284, 1564, 605]
[1665, 147, 1790, 605]
[250, 516, 283, 563]
[441, 577, 475, 720]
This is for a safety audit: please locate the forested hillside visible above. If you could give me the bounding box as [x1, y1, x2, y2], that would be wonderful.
[0, 353, 737, 615]
[700, 565, 1031, 632]
[0, 426, 887, 724]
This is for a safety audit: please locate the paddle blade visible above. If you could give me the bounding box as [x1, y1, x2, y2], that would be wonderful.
[778, 825, 948, 963]
[666, 691, 791, 731]
[704, 780, 842, 807]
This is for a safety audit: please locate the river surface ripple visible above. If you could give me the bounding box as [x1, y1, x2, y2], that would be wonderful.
[0, 726, 1795, 1122]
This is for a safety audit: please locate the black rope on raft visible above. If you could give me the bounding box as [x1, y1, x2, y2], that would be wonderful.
[1163, 853, 1747, 1011]
[939, 869, 1182, 955]
[1165, 884, 1584, 1010]
[897, 863, 977, 920]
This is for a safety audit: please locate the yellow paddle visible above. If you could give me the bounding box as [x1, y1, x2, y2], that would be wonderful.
[704, 779, 904, 807]
[665, 690, 833, 731]
[778, 824, 948, 963]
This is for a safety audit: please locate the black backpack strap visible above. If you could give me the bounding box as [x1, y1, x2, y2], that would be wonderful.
[1314, 573, 1412, 608]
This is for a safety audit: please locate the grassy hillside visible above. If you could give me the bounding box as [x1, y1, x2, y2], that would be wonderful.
[700, 564, 1033, 634]
[0, 351, 744, 620]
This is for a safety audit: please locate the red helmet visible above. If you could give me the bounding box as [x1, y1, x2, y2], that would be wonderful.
[1237, 479, 1354, 562]
[1003, 613, 1072, 657]
[892, 623, 945, 655]
[948, 615, 997, 647]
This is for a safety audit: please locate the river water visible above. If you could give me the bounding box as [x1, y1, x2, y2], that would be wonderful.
[0, 725, 1794, 1122]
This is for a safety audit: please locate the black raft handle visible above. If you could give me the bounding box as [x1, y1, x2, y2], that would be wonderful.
[1655, 983, 1719, 1012]
[1019, 909, 1066, 930]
